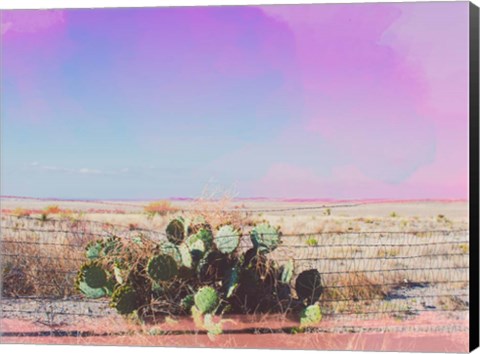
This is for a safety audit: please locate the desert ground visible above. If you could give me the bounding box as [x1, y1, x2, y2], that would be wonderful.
[0, 196, 470, 351]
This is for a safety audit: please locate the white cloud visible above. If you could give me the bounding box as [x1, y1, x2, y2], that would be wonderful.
[79, 168, 102, 175]
[29, 163, 104, 175]
[27, 163, 138, 176]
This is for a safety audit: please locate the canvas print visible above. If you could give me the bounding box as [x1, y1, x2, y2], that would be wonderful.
[0, 1, 478, 352]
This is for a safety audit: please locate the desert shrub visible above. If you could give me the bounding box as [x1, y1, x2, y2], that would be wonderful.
[44, 205, 61, 214]
[12, 208, 31, 218]
[436, 214, 452, 224]
[144, 200, 178, 218]
[75, 218, 324, 332]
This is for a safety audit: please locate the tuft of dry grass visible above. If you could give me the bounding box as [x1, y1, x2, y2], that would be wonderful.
[376, 248, 400, 258]
[458, 243, 469, 254]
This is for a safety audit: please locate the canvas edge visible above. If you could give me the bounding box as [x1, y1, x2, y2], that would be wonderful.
[469, 1, 480, 353]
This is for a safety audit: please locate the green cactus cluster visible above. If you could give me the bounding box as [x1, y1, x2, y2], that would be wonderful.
[75, 218, 324, 330]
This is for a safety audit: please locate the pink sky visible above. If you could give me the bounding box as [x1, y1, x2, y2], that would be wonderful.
[1, 3, 471, 199]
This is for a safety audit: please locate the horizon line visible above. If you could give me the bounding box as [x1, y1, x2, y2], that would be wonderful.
[0, 195, 469, 204]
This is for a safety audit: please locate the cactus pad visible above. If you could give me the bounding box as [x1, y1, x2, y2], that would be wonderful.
[300, 304, 322, 327]
[111, 285, 141, 315]
[250, 223, 280, 253]
[161, 242, 182, 264]
[76, 280, 107, 299]
[192, 228, 213, 249]
[147, 254, 178, 282]
[214, 225, 240, 254]
[81, 262, 107, 288]
[194, 286, 219, 314]
[178, 243, 192, 268]
[85, 241, 103, 260]
[102, 236, 122, 256]
[186, 235, 206, 262]
[166, 217, 187, 245]
[295, 269, 323, 304]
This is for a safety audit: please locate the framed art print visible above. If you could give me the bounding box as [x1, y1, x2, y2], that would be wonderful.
[1, 1, 479, 352]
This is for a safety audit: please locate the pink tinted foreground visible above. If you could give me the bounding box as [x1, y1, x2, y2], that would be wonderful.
[0, 312, 468, 352]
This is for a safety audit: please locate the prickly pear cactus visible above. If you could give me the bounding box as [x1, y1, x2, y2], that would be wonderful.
[75, 217, 325, 326]
[75, 262, 109, 298]
[80, 262, 107, 288]
[161, 242, 182, 264]
[111, 285, 141, 315]
[192, 228, 213, 249]
[295, 269, 323, 304]
[101, 236, 123, 256]
[166, 217, 187, 245]
[280, 259, 294, 284]
[76, 280, 107, 299]
[186, 235, 206, 262]
[85, 241, 103, 260]
[194, 286, 219, 314]
[300, 303, 322, 327]
[147, 254, 178, 282]
[178, 243, 193, 268]
[214, 225, 240, 254]
[198, 251, 231, 282]
[250, 223, 280, 253]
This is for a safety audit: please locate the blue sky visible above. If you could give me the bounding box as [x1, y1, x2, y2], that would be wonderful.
[1, 4, 469, 199]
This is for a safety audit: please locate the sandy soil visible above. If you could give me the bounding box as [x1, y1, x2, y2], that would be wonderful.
[0, 313, 469, 352]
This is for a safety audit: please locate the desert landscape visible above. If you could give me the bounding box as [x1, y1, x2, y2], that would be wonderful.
[0, 196, 469, 351]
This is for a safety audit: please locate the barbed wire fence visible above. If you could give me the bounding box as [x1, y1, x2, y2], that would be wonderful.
[0, 213, 470, 337]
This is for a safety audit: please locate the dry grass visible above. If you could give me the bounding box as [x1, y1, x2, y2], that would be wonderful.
[1, 218, 96, 297]
[322, 273, 388, 306]
[11, 208, 31, 218]
[437, 295, 469, 311]
[186, 188, 256, 230]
